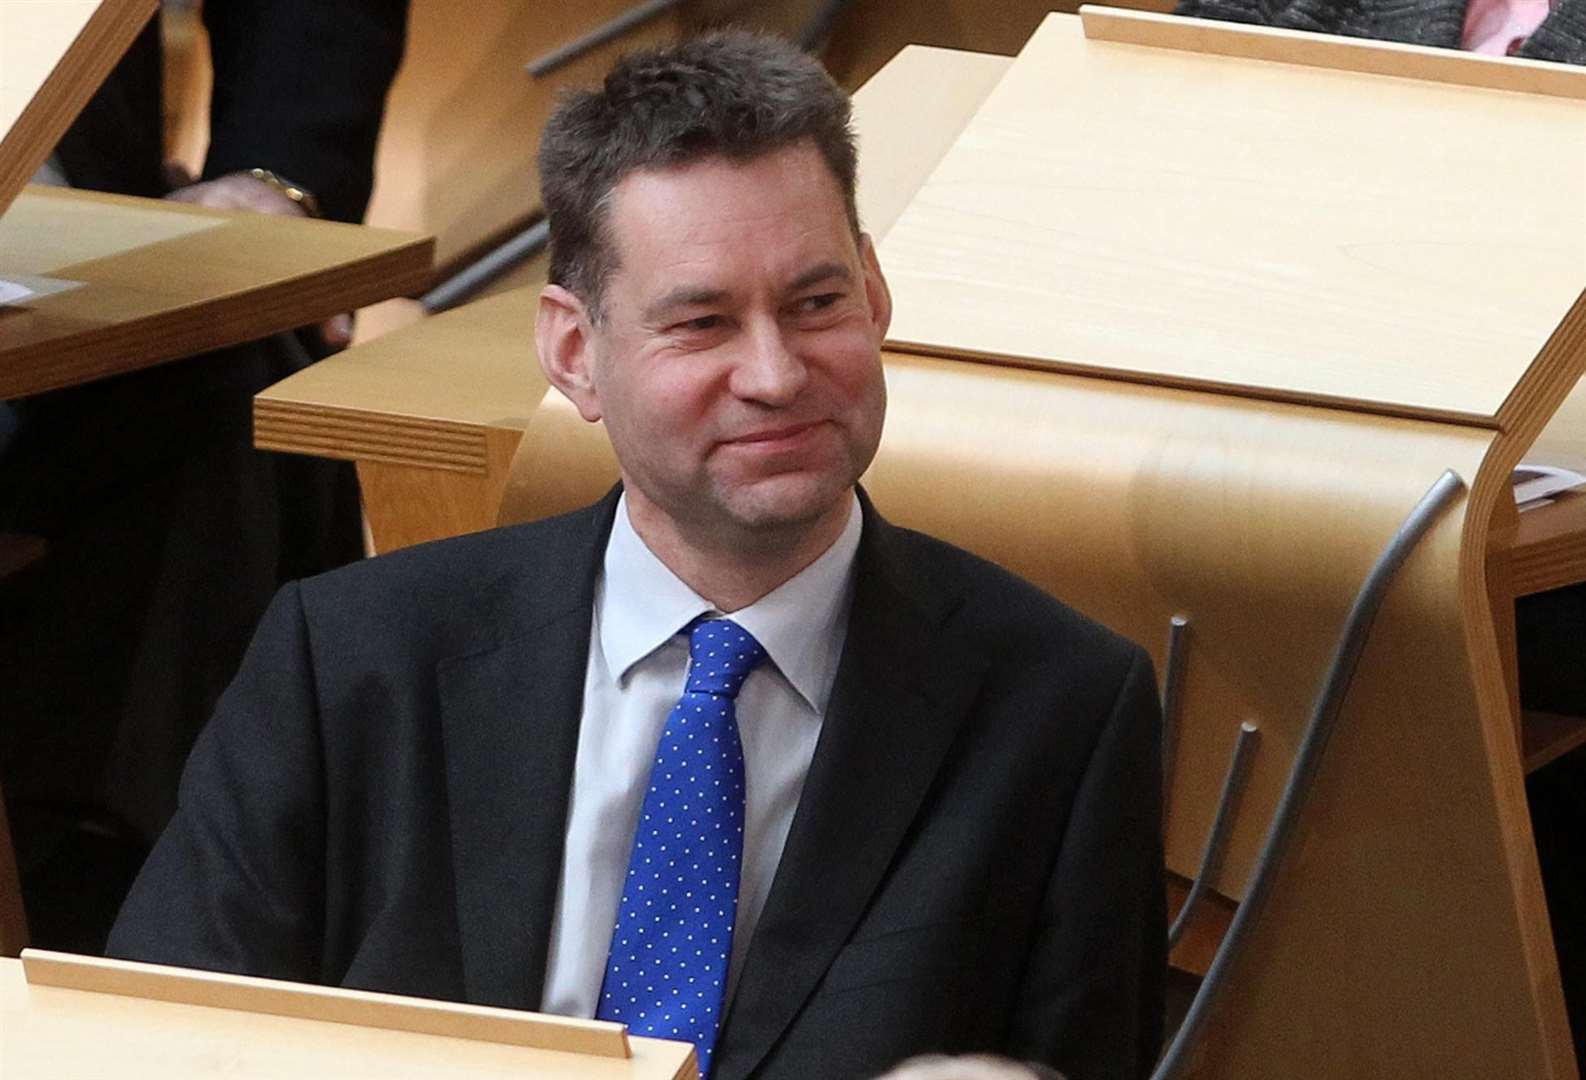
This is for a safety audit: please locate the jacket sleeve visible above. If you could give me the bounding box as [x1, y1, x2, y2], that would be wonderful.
[200, 1, 410, 223]
[1009, 645, 1168, 1080]
[106, 582, 328, 982]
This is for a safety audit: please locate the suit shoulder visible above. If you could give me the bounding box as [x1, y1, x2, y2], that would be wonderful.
[886, 523, 1146, 668]
[290, 504, 605, 654]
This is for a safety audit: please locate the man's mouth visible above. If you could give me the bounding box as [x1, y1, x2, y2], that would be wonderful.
[724, 421, 823, 450]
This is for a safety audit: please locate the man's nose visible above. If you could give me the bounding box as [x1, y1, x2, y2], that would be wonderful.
[730, 320, 808, 405]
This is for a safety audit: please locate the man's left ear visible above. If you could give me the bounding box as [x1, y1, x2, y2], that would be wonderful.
[859, 232, 893, 340]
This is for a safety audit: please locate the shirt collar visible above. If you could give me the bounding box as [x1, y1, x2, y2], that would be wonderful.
[598, 492, 862, 715]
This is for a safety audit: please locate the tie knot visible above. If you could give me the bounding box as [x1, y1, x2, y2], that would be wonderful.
[685, 617, 766, 698]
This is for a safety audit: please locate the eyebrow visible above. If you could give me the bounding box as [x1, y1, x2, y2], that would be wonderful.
[787, 261, 852, 292]
[641, 262, 855, 325]
[643, 286, 730, 325]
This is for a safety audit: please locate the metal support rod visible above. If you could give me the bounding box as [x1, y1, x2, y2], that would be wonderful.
[1152, 468, 1465, 1080]
[1160, 615, 1190, 806]
[421, 220, 550, 315]
[1168, 721, 1260, 949]
[526, 0, 685, 78]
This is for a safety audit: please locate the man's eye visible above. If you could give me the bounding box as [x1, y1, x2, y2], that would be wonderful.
[677, 315, 722, 333]
[798, 293, 841, 314]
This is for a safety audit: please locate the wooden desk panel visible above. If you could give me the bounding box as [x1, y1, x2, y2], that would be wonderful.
[254, 286, 543, 553]
[0, 955, 696, 1079]
[0, 187, 432, 398]
[879, 11, 1586, 428]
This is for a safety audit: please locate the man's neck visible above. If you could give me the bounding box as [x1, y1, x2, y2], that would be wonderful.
[623, 493, 855, 613]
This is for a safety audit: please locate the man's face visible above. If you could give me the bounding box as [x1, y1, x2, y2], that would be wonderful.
[557, 140, 890, 552]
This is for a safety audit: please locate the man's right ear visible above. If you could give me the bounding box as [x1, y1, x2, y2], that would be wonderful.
[535, 284, 604, 423]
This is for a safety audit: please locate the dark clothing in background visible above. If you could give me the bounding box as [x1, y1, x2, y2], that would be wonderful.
[1175, 0, 1586, 64]
[1, 2, 408, 943]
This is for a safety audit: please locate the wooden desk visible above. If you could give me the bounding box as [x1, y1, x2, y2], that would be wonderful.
[0, 953, 696, 1078]
[0, 187, 432, 398]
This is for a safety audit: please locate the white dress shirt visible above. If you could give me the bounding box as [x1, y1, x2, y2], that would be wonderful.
[540, 492, 862, 1018]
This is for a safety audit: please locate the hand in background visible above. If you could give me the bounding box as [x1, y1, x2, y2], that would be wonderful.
[164, 168, 355, 349]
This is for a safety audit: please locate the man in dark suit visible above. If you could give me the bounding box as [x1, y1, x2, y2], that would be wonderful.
[109, 31, 1165, 1080]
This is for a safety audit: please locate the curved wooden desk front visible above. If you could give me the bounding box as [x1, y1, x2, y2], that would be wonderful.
[497, 344, 1572, 1078]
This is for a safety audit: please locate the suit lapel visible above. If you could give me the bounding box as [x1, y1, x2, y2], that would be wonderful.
[716, 501, 987, 1078]
[439, 492, 619, 1009]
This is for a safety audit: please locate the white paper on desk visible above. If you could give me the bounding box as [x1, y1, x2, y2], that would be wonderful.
[0, 273, 82, 309]
[1514, 462, 1586, 512]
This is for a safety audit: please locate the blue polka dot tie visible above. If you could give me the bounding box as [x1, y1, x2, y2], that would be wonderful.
[596, 617, 766, 1077]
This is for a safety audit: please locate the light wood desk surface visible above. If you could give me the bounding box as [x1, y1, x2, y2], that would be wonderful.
[0, 955, 696, 1079]
[0, 0, 156, 214]
[880, 10, 1586, 429]
[0, 187, 432, 398]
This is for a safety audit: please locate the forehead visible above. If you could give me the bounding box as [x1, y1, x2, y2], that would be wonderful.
[603, 142, 854, 294]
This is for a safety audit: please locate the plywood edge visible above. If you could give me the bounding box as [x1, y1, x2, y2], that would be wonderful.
[20, 950, 631, 1058]
[1499, 290, 1586, 438]
[1457, 427, 1580, 1076]
[1463, 286, 1586, 1077]
[1511, 491, 1586, 595]
[1076, 5, 1586, 99]
[3, 240, 432, 398]
[0, 0, 159, 215]
[254, 398, 491, 473]
[881, 339, 1505, 430]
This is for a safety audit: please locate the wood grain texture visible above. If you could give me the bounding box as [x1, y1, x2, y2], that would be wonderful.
[1511, 490, 1586, 595]
[4, 954, 697, 1078]
[0, 187, 432, 398]
[254, 286, 544, 550]
[0, 0, 156, 215]
[22, 950, 630, 1056]
[358, 427, 523, 553]
[879, 12, 1586, 427]
[849, 47, 1011, 243]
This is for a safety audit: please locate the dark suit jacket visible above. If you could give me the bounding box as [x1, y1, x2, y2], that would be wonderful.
[108, 491, 1166, 1079]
